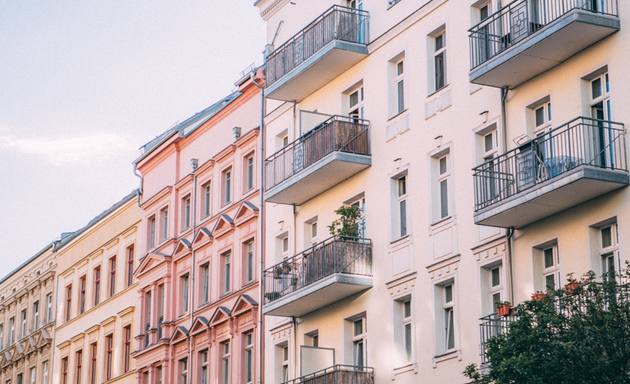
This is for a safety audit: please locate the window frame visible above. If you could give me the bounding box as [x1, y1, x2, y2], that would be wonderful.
[75, 349, 83, 384]
[65, 285, 72, 322]
[396, 59, 405, 115]
[244, 331, 254, 384]
[433, 29, 447, 92]
[222, 341, 231, 384]
[109, 256, 116, 298]
[105, 334, 113, 381]
[245, 153, 255, 193]
[222, 168, 233, 207]
[202, 181, 212, 219]
[126, 245, 134, 287]
[182, 196, 191, 231]
[80, 276, 86, 314]
[94, 266, 101, 306]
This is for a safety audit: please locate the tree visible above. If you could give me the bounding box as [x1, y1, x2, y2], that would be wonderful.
[327, 205, 361, 238]
[465, 269, 630, 384]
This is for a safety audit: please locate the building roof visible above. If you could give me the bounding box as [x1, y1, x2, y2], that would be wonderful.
[133, 91, 242, 165]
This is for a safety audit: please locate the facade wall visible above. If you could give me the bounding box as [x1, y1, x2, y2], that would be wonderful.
[133, 73, 263, 384]
[53, 193, 141, 384]
[0, 246, 56, 384]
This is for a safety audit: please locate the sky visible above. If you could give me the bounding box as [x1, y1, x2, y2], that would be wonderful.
[0, 0, 266, 278]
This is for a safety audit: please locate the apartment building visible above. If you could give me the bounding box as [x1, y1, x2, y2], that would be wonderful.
[53, 191, 141, 384]
[0, 243, 57, 384]
[131, 70, 263, 384]
[255, 0, 626, 383]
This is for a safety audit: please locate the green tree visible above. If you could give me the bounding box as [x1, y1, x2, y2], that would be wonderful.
[327, 205, 361, 238]
[465, 269, 630, 384]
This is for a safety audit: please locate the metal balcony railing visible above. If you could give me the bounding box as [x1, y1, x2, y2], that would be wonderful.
[469, 0, 618, 69]
[265, 5, 369, 87]
[263, 236, 372, 305]
[281, 365, 374, 384]
[479, 313, 517, 365]
[473, 117, 627, 211]
[265, 116, 370, 191]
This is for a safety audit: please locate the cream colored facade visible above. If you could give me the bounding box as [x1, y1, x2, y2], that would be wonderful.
[255, 0, 627, 383]
[53, 192, 141, 384]
[0, 243, 57, 384]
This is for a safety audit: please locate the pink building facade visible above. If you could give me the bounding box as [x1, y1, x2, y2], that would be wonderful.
[132, 71, 263, 384]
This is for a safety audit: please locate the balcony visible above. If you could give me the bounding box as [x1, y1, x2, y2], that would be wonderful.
[265, 5, 369, 102]
[282, 365, 374, 384]
[473, 117, 628, 228]
[265, 115, 371, 205]
[479, 313, 517, 365]
[469, 0, 619, 88]
[263, 236, 372, 317]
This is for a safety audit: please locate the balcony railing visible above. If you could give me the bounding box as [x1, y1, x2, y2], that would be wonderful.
[282, 365, 374, 384]
[266, 5, 369, 87]
[469, 0, 618, 69]
[265, 115, 370, 192]
[263, 236, 372, 305]
[479, 313, 517, 365]
[473, 117, 626, 212]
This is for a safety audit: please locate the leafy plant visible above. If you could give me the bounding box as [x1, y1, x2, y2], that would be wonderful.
[328, 205, 361, 237]
[465, 267, 630, 384]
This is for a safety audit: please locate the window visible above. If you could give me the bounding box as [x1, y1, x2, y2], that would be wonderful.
[61, 357, 68, 384]
[65, 285, 72, 322]
[279, 344, 289, 382]
[542, 245, 560, 290]
[32, 301, 38, 332]
[43, 361, 49, 384]
[76, 350, 83, 384]
[109, 256, 116, 297]
[142, 291, 151, 346]
[432, 29, 447, 92]
[46, 294, 52, 323]
[180, 358, 188, 384]
[94, 267, 101, 306]
[181, 274, 189, 313]
[396, 175, 408, 238]
[600, 223, 619, 280]
[591, 72, 611, 120]
[396, 60, 405, 114]
[590, 72, 614, 168]
[477, 127, 500, 202]
[222, 252, 231, 295]
[124, 325, 131, 372]
[105, 335, 113, 380]
[432, 153, 452, 221]
[142, 371, 149, 384]
[306, 331, 319, 347]
[200, 350, 208, 384]
[350, 197, 366, 238]
[223, 168, 232, 206]
[127, 245, 134, 287]
[0, 324, 3, 348]
[203, 182, 212, 218]
[352, 317, 367, 368]
[394, 297, 413, 363]
[481, 262, 504, 315]
[201, 264, 210, 304]
[349, 85, 364, 121]
[90, 343, 97, 384]
[16, 374, 21, 384]
[182, 196, 191, 230]
[244, 332, 254, 383]
[156, 366, 162, 384]
[222, 341, 230, 384]
[245, 241, 255, 284]
[158, 285, 164, 339]
[9, 317, 14, 345]
[21, 309, 26, 338]
[149, 216, 156, 249]
[161, 208, 169, 241]
[282, 135, 289, 148]
[245, 154, 255, 192]
[435, 281, 457, 355]
[282, 237, 289, 256]
[80, 276, 86, 314]
[534, 101, 552, 131]
[29, 367, 35, 384]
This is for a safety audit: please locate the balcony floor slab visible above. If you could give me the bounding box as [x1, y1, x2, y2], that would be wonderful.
[474, 166, 629, 228]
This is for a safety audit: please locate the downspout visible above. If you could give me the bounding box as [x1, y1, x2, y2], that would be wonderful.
[250, 70, 266, 384]
[133, 165, 143, 206]
[293, 316, 298, 379]
[188, 169, 198, 379]
[500, 85, 515, 302]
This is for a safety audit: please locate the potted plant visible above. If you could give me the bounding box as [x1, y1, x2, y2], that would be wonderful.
[564, 273, 584, 294]
[328, 205, 361, 238]
[273, 266, 283, 279]
[282, 262, 293, 274]
[265, 291, 280, 301]
[496, 301, 513, 317]
[291, 276, 298, 287]
[531, 291, 546, 301]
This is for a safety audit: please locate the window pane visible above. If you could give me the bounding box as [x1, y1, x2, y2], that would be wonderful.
[400, 200, 407, 237]
[439, 157, 447, 174]
[484, 133, 494, 153]
[397, 80, 405, 114]
[446, 308, 455, 350]
[440, 180, 449, 218]
[491, 267, 500, 287]
[404, 323, 412, 361]
[435, 34, 444, 50]
[398, 176, 406, 196]
[535, 106, 545, 126]
[397, 60, 404, 76]
[545, 274, 555, 290]
[445, 284, 453, 303]
[354, 319, 363, 336]
[435, 53, 445, 89]
[349, 91, 359, 108]
[601, 226, 612, 248]
[403, 300, 411, 318]
[492, 293, 501, 311]
[592, 77, 602, 99]
[544, 248, 554, 268]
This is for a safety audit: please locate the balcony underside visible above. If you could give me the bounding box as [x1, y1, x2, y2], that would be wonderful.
[266, 41, 368, 102]
[264, 152, 371, 205]
[263, 273, 372, 317]
[470, 10, 619, 89]
[474, 166, 629, 228]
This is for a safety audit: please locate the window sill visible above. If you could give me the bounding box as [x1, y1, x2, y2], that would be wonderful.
[388, 109, 408, 122]
[431, 215, 452, 227]
[432, 349, 461, 368]
[390, 234, 410, 245]
[427, 84, 451, 99]
[392, 362, 417, 378]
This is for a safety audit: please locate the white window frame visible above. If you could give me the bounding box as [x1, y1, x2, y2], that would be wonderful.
[21, 309, 26, 338]
[246, 154, 255, 192]
[203, 181, 212, 218]
[149, 216, 156, 249]
[434, 278, 458, 356]
[432, 29, 447, 93]
[223, 252, 232, 295]
[161, 207, 169, 241]
[223, 168, 232, 206]
[590, 72, 611, 120]
[348, 85, 365, 121]
[436, 153, 451, 221]
[43, 361, 49, 384]
[282, 345, 289, 382]
[182, 196, 191, 231]
[202, 264, 210, 304]
[395, 60, 405, 115]
[181, 274, 189, 314]
[180, 358, 188, 384]
[397, 176, 408, 238]
[244, 332, 254, 384]
[46, 294, 52, 323]
[349, 197, 366, 239]
[245, 241, 255, 283]
[200, 350, 208, 384]
[352, 317, 367, 368]
[541, 245, 560, 290]
[600, 222, 619, 280]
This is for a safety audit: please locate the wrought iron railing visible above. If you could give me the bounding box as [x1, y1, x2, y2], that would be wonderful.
[473, 117, 626, 211]
[281, 365, 374, 384]
[264, 236, 372, 305]
[265, 5, 369, 87]
[469, 0, 618, 69]
[265, 115, 370, 191]
[479, 313, 517, 365]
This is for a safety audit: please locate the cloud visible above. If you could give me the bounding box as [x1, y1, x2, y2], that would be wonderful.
[0, 132, 137, 166]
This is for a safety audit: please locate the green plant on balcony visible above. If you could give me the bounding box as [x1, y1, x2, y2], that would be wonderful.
[495, 301, 512, 317]
[265, 291, 281, 301]
[328, 205, 361, 237]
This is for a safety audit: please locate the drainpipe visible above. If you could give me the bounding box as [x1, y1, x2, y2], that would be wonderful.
[188, 166, 199, 379]
[500, 85, 515, 302]
[250, 70, 266, 384]
[507, 228, 515, 303]
[293, 316, 298, 379]
[133, 165, 143, 206]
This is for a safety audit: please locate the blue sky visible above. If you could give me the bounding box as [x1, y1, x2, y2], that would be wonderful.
[0, 0, 265, 277]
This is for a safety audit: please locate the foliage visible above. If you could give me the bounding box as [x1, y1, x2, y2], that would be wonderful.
[328, 205, 361, 237]
[465, 268, 630, 384]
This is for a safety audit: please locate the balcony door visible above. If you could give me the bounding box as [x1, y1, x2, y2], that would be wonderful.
[590, 73, 614, 168]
